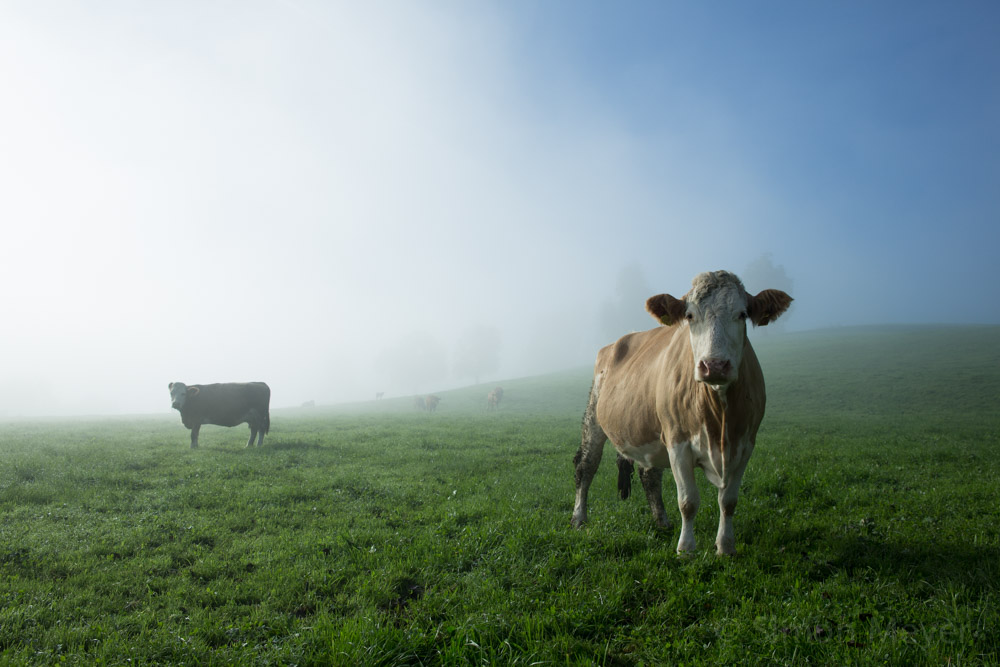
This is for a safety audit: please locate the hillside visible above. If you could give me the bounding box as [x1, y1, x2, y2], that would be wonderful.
[753, 325, 1000, 426]
[321, 325, 1000, 426]
[2, 324, 998, 664]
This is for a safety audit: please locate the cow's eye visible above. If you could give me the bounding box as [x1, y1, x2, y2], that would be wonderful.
[739, 312, 748, 320]
[685, 313, 694, 321]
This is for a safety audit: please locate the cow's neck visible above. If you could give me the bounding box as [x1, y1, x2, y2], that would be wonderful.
[700, 379, 731, 415]
[696, 381, 735, 482]
[699, 376, 742, 448]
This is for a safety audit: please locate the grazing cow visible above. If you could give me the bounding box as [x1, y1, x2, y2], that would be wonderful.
[376, 392, 385, 400]
[168, 382, 271, 449]
[571, 271, 792, 555]
[487, 386, 504, 411]
[425, 395, 441, 412]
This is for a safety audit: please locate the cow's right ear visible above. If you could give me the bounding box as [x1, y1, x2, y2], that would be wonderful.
[646, 294, 686, 326]
[168, 382, 173, 390]
[188, 387, 200, 396]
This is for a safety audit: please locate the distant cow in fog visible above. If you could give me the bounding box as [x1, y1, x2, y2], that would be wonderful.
[414, 396, 427, 411]
[168, 382, 271, 449]
[487, 386, 504, 411]
[301, 400, 315, 408]
[376, 392, 385, 400]
[425, 395, 441, 412]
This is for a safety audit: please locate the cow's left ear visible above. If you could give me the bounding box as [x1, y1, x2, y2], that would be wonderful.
[187, 387, 200, 396]
[646, 294, 687, 326]
[748, 289, 793, 326]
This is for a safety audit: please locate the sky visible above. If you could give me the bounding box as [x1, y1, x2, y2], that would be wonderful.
[1, 1, 998, 417]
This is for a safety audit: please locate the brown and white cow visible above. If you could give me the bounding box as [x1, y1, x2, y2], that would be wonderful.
[168, 382, 271, 449]
[571, 271, 791, 555]
[425, 395, 441, 412]
[487, 386, 504, 411]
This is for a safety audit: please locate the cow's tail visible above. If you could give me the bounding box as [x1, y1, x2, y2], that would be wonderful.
[616, 454, 634, 500]
[262, 384, 271, 434]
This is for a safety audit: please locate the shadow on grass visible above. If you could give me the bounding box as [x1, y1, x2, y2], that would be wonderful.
[792, 531, 1000, 589]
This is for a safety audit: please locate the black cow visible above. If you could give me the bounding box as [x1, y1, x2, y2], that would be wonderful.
[168, 382, 271, 448]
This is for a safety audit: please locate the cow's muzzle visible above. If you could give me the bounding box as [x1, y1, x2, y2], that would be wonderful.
[697, 358, 734, 385]
[171, 401, 182, 410]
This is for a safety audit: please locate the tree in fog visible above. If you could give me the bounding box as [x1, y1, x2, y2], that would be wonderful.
[743, 253, 794, 330]
[375, 331, 448, 394]
[453, 325, 501, 385]
[598, 264, 653, 343]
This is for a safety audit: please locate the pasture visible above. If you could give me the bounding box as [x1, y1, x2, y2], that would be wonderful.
[1, 326, 999, 665]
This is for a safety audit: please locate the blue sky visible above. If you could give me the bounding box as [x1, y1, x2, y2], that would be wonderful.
[517, 1, 999, 312]
[1, 1, 998, 415]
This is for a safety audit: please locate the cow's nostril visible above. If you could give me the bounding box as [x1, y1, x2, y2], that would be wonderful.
[699, 359, 732, 380]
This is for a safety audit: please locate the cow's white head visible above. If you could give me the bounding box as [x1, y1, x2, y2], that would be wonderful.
[168, 382, 199, 411]
[646, 271, 792, 389]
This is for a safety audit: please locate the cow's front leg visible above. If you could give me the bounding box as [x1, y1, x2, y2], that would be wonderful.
[667, 443, 699, 553]
[637, 465, 671, 529]
[190, 424, 200, 449]
[715, 466, 747, 556]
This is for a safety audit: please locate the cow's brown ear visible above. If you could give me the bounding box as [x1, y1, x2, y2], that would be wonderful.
[748, 289, 793, 326]
[646, 294, 686, 326]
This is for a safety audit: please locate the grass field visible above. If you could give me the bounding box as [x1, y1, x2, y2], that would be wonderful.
[2, 326, 999, 665]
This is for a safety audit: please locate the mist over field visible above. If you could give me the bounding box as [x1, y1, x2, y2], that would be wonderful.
[2, 2, 998, 417]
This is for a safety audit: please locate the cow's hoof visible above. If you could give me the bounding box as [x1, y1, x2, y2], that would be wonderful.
[652, 516, 673, 531]
[715, 536, 736, 556]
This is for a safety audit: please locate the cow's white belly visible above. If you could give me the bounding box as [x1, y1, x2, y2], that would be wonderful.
[616, 439, 671, 469]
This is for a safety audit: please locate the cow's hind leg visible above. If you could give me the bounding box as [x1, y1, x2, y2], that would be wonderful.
[572, 379, 606, 528]
[245, 409, 262, 448]
[637, 465, 672, 529]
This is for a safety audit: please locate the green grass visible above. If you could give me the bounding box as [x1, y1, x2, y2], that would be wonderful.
[1, 325, 999, 665]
